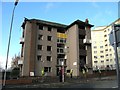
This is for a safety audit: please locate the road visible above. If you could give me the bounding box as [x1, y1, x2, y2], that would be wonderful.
[2, 76, 118, 89]
[62, 79, 118, 88]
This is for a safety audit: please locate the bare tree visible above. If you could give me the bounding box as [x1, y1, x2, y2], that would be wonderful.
[11, 54, 20, 69]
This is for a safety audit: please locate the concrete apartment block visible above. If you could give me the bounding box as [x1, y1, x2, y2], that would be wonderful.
[91, 18, 120, 71]
[20, 18, 93, 77]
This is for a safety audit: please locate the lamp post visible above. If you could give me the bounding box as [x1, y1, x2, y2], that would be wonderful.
[111, 24, 120, 89]
[3, 0, 19, 87]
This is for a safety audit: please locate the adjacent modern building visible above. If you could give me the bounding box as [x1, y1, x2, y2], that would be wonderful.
[20, 18, 93, 77]
[91, 18, 120, 71]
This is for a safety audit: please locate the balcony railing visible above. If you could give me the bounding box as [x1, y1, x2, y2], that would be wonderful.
[57, 51, 65, 54]
[20, 37, 24, 44]
[57, 59, 66, 66]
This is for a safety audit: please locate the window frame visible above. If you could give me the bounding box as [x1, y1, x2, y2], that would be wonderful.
[38, 34, 43, 40]
[47, 36, 52, 41]
[38, 45, 43, 50]
[39, 25, 43, 30]
[47, 56, 52, 61]
[37, 55, 42, 61]
[47, 46, 52, 51]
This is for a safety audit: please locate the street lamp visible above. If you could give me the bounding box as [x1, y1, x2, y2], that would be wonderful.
[3, 0, 19, 87]
[110, 24, 120, 89]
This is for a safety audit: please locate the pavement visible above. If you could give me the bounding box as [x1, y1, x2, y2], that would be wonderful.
[3, 75, 117, 88]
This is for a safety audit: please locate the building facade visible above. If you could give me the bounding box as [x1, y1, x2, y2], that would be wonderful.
[91, 18, 120, 71]
[20, 18, 93, 77]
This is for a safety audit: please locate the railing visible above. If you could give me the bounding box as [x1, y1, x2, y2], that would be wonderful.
[57, 48, 65, 54]
[57, 59, 66, 66]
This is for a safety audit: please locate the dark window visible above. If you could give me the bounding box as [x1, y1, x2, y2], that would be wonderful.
[100, 56, 104, 58]
[106, 59, 109, 61]
[47, 46, 52, 51]
[94, 56, 97, 59]
[57, 49, 59, 52]
[38, 34, 43, 40]
[60, 49, 64, 53]
[94, 46, 97, 49]
[106, 54, 108, 56]
[60, 39, 63, 43]
[105, 49, 108, 51]
[94, 61, 98, 63]
[39, 25, 43, 30]
[106, 65, 109, 68]
[110, 59, 112, 62]
[67, 70, 70, 73]
[44, 67, 51, 72]
[37, 55, 42, 61]
[100, 51, 104, 53]
[47, 56, 51, 61]
[104, 35, 107, 37]
[57, 39, 59, 42]
[64, 39, 66, 43]
[38, 45, 42, 50]
[94, 51, 97, 53]
[110, 65, 113, 68]
[105, 44, 108, 46]
[48, 27, 52, 31]
[105, 39, 107, 42]
[47, 36, 52, 41]
[100, 46, 103, 48]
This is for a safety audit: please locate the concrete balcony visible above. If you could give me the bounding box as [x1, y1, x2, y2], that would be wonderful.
[57, 52, 65, 54]
[79, 29, 86, 36]
[20, 37, 24, 44]
[57, 48, 65, 54]
[79, 49, 86, 56]
[56, 59, 67, 67]
[79, 29, 86, 39]
[83, 38, 91, 45]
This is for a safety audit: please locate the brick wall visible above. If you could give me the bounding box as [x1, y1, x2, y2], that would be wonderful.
[0, 79, 32, 85]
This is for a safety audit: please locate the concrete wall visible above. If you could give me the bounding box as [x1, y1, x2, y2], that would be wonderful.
[22, 21, 32, 76]
[35, 25, 57, 76]
[66, 24, 80, 76]
[29, 20, 37, 75]
[85, 26, 92, 74]
[22, 20, 37, 76]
